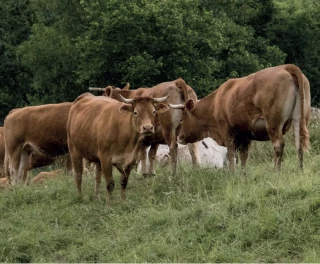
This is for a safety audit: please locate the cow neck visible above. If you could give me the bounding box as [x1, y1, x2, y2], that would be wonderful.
[194, 92, 216, 127]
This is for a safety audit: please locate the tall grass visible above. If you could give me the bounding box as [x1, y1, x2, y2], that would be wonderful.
[1, 119, 320, 262]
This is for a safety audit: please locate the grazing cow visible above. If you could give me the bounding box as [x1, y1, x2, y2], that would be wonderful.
[170, 64, 310, 170]
[4, 102, 73, 185]
[0, 127, 5, 177]
[30, 169, 63, 185]
[90, 78, 200, 176]
[67, 93, 169, 201]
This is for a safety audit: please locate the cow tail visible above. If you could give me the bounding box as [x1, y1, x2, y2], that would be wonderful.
[175, 78, 189, 102]
[285, 64, 309, 151]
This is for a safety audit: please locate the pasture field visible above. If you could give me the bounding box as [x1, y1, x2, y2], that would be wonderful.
[1, 118, 320, 262]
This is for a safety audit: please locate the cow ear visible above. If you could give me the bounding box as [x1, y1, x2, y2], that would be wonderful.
[104, 86, 113, 97]
[185, 99, 195, 112]
[119, 104, 133, 114]
[155, 103, 169, 114]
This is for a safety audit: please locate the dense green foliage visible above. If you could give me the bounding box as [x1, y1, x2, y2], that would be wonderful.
[1, 0, 319, 123]
[1, 117, 320, 262]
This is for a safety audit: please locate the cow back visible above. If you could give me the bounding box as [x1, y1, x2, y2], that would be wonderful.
[4, 102, 72, 157]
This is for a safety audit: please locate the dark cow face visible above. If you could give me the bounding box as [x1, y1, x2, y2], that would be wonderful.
[120, 97, 169, 136]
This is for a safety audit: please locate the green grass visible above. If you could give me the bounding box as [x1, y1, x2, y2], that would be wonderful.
[1, 119, 320, 262]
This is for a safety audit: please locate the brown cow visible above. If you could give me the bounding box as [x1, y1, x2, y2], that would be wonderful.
[4, 102, 73, 185]
[91, 78, 200, 176]
[170, 64, 311, 170]
[0, 127, 5, 177]
[30, 169, 63, 185]
[67, 93, 169, 201]
[0, 177, 9, 189]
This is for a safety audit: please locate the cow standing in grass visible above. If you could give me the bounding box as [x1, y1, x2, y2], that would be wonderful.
[170, 64, 311, 170]
[4, 103, 73, 185]
[67, 93, 169, 201]
[90, 78, 200, 176]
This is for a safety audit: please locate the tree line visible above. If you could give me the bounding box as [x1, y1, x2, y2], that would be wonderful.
[1, 0, 319, 124]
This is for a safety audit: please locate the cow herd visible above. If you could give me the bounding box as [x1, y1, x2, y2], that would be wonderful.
[0, 64, 311, 200]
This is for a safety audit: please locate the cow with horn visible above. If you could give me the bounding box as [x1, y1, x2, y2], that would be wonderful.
[169, 64, 311, 170]
[89, 78, 200, 176]
[67, 93, 169, 201]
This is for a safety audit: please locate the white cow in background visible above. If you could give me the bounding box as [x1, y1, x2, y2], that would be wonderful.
[197, 137, 228, 167]
[138, 137, 228, 173]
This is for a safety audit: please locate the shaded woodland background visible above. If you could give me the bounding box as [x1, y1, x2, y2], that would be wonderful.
[1, 0, 319, 124]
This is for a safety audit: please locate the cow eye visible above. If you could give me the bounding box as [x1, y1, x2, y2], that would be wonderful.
[180, 118, 183, 123]
[134, 111, 138, 116]
[153, 110, 156, 115]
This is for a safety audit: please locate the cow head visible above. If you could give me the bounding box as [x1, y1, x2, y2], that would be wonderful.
[169, 99, 199, 144]
[119, 95, 169, 136]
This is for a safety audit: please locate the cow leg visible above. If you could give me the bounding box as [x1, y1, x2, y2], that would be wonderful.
[101, 161, 114, 203]
[17, 150, 29, 185]
[273, 140, 285, 170]
[170, 141, 178, 175]
[238, 140, 251, 168]
[268, 126, 284, 170]
[188, 142, 200, 167]
[71, 153, 83, 197]
[139, 144, 148, 177]
[227, 139, 236, 171]
[64, 153, 73, 174]
[292, 119, 304, 170]
[120, 167, 131, 200]
[4, 151, 10, 183]
[162, 128, 178, 175]
[6, 147, 22, 185]
[94, 163, 102, 200]
[273, 140, 284, 170]
[147, 144, 159, 176]
[8, 157, 18, 186]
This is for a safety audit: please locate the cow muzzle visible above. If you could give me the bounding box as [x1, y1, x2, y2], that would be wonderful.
[141, 125, 154, 135]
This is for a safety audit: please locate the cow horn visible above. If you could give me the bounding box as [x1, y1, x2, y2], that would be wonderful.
[89, 87, 105, 92]
[168, 103, 185, 109]
[118, 94, 134, 104]
[153, 95, 170, 103]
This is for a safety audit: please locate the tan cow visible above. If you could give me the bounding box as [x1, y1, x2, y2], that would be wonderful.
[90, 78, 200, 176]
[0, 177, 9, 189]
[0, 127, 5, 177]
[67, 93, 169, 201]
[170, 64, 311, 170]
[4, 102, 72, 185]
[30, 169, 63, 185]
